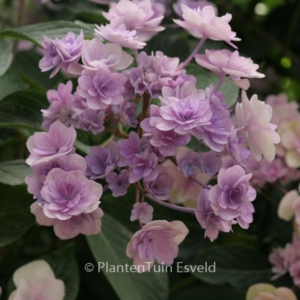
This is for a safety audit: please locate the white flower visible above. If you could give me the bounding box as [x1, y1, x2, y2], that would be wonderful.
[235, 91, 280, 162]
[8, 260, 65, 300]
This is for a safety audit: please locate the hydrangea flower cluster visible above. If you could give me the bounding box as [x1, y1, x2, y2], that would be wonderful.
[26, 0, 279, 272]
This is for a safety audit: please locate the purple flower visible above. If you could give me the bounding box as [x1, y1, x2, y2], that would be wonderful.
[40, 168, 103, 220]
[192, 96, 232, 152]
[31, 202, 104, 239]
[195, 189, 232, 241]
[225, 127, 251, 166]
[236, 203, 254, 229]
[144, 165, 174, 200]
[159, 80, 201, 105]
[77, 109, 105, 134]
[111, 101, 138, 128]
[176, 149, 221, 177]
[269, 234, 300, 279]
[126, 220, 189, 273]
[39, 31, 84, 78]
[82, 38, 133, 71]
[85, 142, 118, 179]
[173, 0, 217, 17]
[130, 202, 154, 223]
[26, 121, 76, 166]
[129, 149, 159, 183]
[103, 0, 165, 42]
[106, 169, 130, 197]
[123, 51, 183, 98]
[77, 64, 127, 110]
[41, 81, 76, 130]
[141, 105, 191, 156]
[118, 132, 148, 167]
[195, 50, 265, 83]
[209, 165, 256, 220]
[245, 156, 288, 187]
[25, 154, 87, 202]
[95, 24, 146, 50]
[173, 5, 240, 48]
[157, 95, 212, 135]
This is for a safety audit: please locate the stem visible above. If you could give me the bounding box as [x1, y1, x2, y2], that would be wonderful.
[275, 183, 288, 194]
[214, 73, 226, 92]
[168, 155, 210, 190]
[105, 128, 129, 139]
[134, 49, 139, 64]
[103, 184, 109, 192]
[136, 182, 195, 214]
[194, 139, 202, 152]
[107, 107, 120, 133]
[146, 194, 195, 215]
[235, 126, 245, 132]
[177, 36, 207, 70]
[138, 92, 150, 136]
[191, 176, 211, 190]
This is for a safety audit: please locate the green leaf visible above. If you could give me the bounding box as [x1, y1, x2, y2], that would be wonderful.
[12, 50, 65, 91]
[0, 21, 94, 47]
[44, 243, 79, 300]
[190, 244, 272, 292]
[0, 160, 31, 185]
[0, 184, 35, 247]
[0, 90, 48, 130]
[0, 71, 26, 101]
[144, 29, 190, 61]
[0, 38, 12, 77]
[87, 214, 169, 300]
[185, 64, 239, 108]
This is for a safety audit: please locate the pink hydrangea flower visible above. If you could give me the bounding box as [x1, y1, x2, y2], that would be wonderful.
[196, 188, 232, 241]
[31, 202, 104, 240]
[269, 233, 300, 280]
[26, 120, 76, 166]
[126, 220, 189, 273]
[173, 0, 217, 18]
[245, 156, 288, 187]
[103, 0, 165, 42]
[156, 93, 212, 135]
[266, 93, 300, 127]
[77, 64, 127, 110]
[209, 165, 256, 221]
[141, 105, 191, 157]
[82, 38, 133, 71]
[8, 260, 65, 300]
[144, 165, 175, 200]
[95, 24, 146, 49]
[41, 81, 76, 130]
[40, 168, 103, 220]
[25, 154, 87, 202]
[235, 91, 280, 162]
[39, 31, 84, 78]
[195, 50, 264, 89]
[173, 5, 240, 48]
[130, 202, 154, 223]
